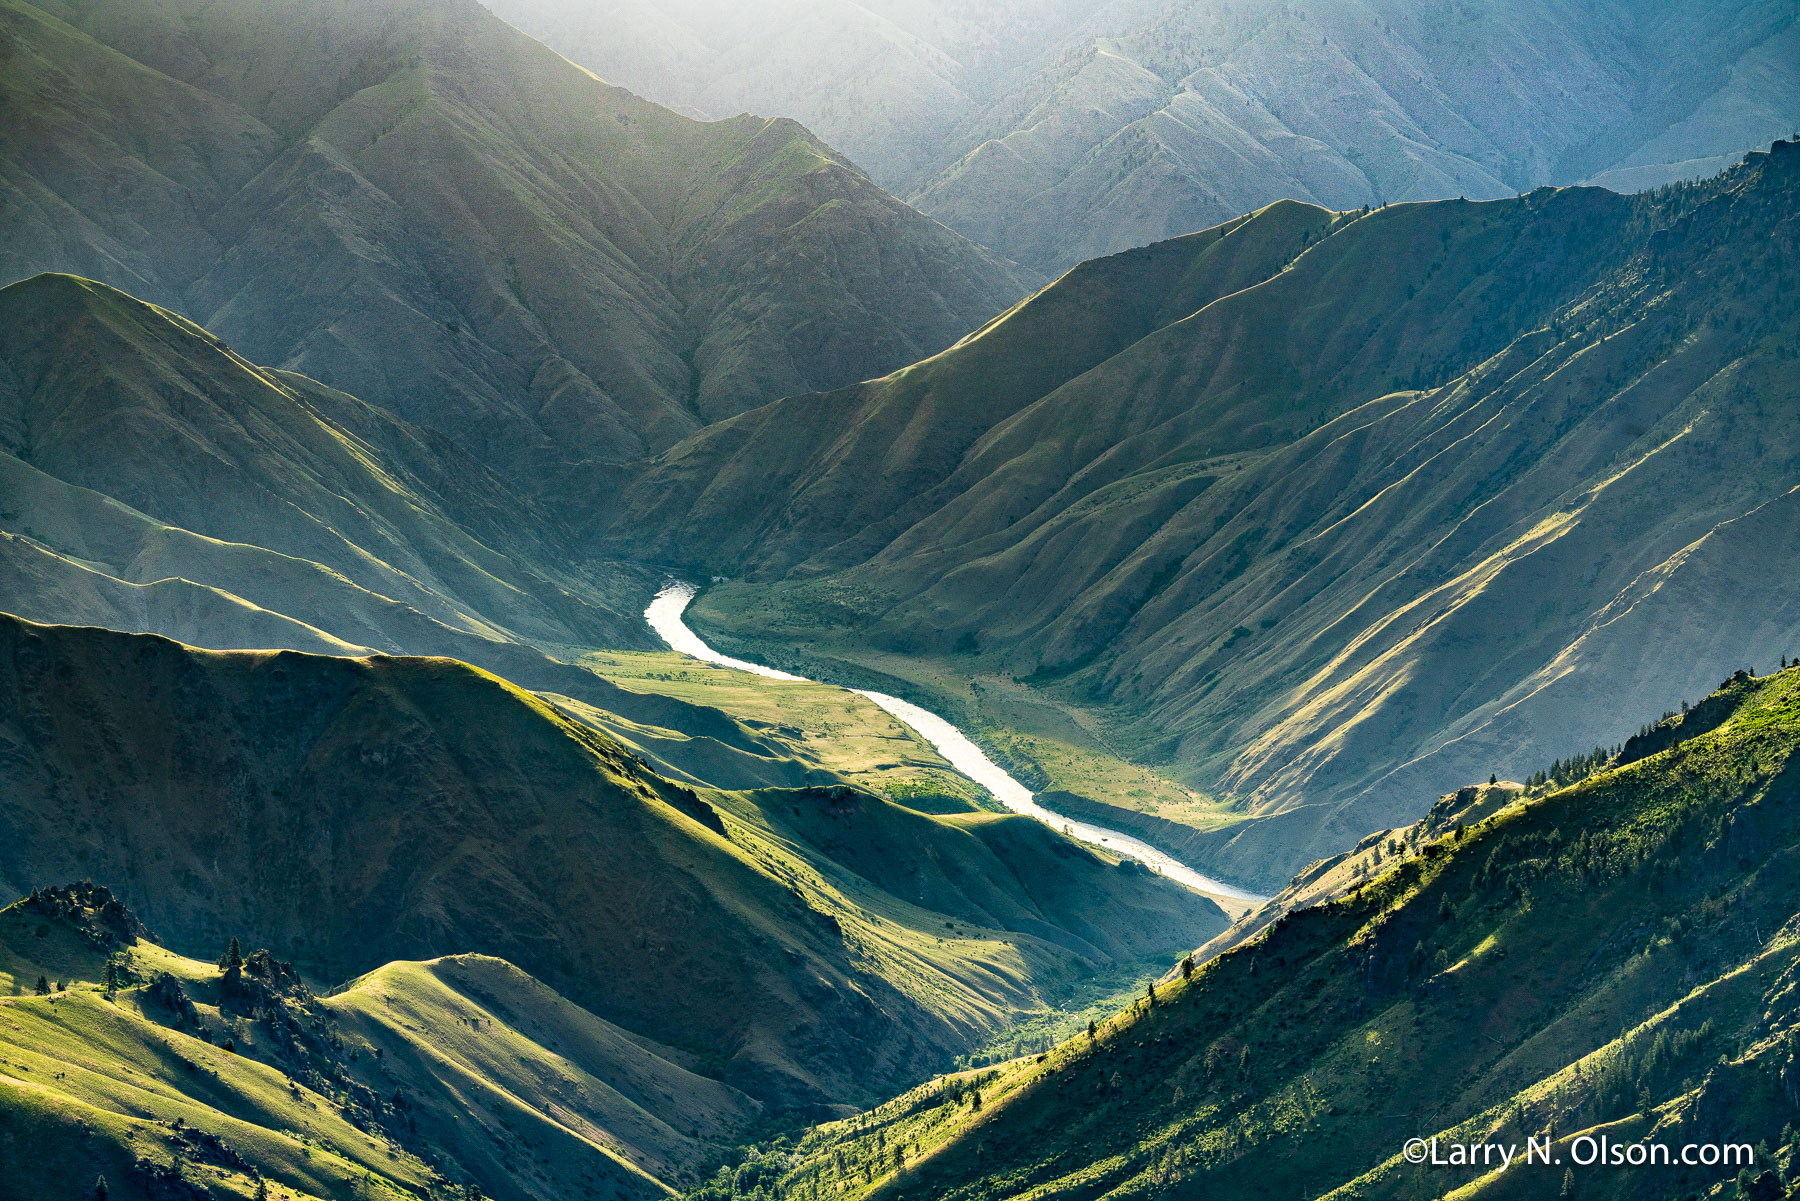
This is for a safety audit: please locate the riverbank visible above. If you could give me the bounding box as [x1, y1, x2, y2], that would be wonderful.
[646, 583, 1268, 915]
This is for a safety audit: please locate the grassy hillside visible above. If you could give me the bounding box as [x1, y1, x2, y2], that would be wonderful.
[0, 0, 1030, 509]
[0, 613, 1225, 1118]
[629, 140, 1800, 890]
[750, 665, 1800, 1201]
[616, 199, 1332, 578]
[0, 272, 644, 648]
[0, 884, 761, 1201]
[570, 648, 988, 806]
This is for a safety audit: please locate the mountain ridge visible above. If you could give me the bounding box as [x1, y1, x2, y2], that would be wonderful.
[0, 610, 1224, 1115]
[0, 0, 1032, 507]
[0, 883, 763, 1201]
[625, 141, 1800, 889]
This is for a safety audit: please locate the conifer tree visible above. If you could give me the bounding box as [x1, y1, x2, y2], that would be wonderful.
[219, 937, 243, 976]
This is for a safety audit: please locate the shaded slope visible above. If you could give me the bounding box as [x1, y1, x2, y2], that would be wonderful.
[772, 666, 1800, 1201]
[631, 142, 1800, 889]
[616, 198, 1337, 577]
[0, 0, 1030, 504]
[0, 614, 1224, 1113]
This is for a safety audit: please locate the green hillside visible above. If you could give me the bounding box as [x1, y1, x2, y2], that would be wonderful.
[751, 665, 1800, 1201]
[626, 139, 1800, 890]
[0, 883, 761, 1201]
[0, 270, 902, 792]
[0, 0, 1031, 509]
[0, 613, 1224, 1118]
[0, 272, 645, 648]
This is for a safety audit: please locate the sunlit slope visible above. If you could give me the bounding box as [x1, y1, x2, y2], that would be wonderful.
[0, 272, 641, 647]
[565, 649, 989, 804]
[0, 0, 1029, 505]
[634, 142, 1800, 889]
[0, 887, 758, 1201]
[0, 614, 1224, 1113]
[330, 955, 762, 1198]
[768, 667, 1800, 1201]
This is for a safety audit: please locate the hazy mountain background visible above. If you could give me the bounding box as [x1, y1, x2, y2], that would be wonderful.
[479, 0, 1160, 192]
[490, 0, 1800, 273]
[0, 0, 1032, 517]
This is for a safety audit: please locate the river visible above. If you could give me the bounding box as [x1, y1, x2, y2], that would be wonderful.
[645, 583, 1269, 907]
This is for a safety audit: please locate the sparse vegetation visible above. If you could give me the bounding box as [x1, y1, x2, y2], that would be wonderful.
[753, 663, 1800, 1200]
[661, 139, 1800, 893]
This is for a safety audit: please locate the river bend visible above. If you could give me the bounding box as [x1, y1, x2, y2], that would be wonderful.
[646, 584, 1268, 906]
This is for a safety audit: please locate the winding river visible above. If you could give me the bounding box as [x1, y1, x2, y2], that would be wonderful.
[646, 583, 1269, 906]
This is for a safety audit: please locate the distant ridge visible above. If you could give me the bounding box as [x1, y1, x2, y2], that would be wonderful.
[487, 0, 1800, 275]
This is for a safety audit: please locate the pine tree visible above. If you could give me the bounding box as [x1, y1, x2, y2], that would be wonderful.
[1180, 955, 1195, 980]
[219, 936, 243, 976]
[1560, 1166, 1575, 1198]
[35, 975, 48, 995]
[94, 1177, 108, 1201]
[103, 959, 120, 1000]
